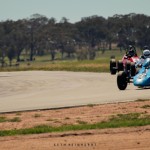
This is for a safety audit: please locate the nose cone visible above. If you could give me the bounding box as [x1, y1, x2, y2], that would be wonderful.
[133, 74, 150, 86]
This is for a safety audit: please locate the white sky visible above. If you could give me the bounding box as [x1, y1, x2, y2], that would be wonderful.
[0, 0, 150, 23]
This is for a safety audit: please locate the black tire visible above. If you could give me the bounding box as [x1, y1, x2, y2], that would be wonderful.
[117, 60, 124, 71]
[117, 71, 127, 90]
[131, 62, 136, 76]
[110, 59, 116, 75]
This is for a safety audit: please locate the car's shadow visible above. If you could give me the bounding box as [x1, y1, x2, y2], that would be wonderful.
[136, 87, 150, 90]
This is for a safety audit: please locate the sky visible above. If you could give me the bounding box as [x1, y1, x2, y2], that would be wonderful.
[0, 0, 150, 23]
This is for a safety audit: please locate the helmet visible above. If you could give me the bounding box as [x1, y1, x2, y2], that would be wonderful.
[143, 46, 149, 50]
[143, 49, 150, 58]
[128, 45, 135, 57]
[128, 49, 135, 56]
[129, 45, 133, 50]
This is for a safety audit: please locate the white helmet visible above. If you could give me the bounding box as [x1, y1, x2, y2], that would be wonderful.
[143, 49, 150, 58]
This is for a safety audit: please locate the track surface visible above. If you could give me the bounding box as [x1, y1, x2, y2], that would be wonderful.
[0, 71, 150, 113]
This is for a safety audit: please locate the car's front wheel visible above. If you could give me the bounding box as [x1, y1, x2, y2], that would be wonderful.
[117, 71, 127, 90]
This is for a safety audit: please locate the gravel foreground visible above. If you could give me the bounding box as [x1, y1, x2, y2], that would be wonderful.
[0, 127, 150, 150]
[0, 100, 150, 150]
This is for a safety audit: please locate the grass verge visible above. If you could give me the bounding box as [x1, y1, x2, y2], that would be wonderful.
[0, 50, 125, 72]
[0, 113, 150, 137]
[0, 117, 21, 123]
[0, 60, 109, 72]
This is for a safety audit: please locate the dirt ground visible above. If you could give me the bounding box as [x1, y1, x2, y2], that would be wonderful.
[0, 100, 150, 150]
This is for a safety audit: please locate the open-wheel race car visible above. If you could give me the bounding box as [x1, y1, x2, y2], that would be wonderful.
[110, 45, 139, 75]
[117, 58, 150, 90]
[110, 54, 139, 75]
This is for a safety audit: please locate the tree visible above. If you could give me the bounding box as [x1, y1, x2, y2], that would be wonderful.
[0, 23, 5, 66]
[11, 20, 28, 62]
[75, 15, 106, 59]
[106, 16, 120, 50]
[7, 46, 16, 66]
[27, 14, 49, 61]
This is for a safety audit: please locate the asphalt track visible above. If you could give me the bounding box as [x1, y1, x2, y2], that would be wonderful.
[0, 71, 150, 113]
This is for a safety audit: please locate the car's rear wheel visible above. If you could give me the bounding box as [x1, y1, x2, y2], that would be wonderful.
[110, 59, 116, 75]
[117, 71, 127, 90]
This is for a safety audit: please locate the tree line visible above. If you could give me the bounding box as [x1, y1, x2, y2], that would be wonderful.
[0, 13, 150, 66]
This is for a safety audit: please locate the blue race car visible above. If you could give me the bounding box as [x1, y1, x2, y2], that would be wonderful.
[133, 58, 150, 87]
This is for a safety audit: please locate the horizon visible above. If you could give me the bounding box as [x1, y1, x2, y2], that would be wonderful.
[0, 12, 149, 23]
